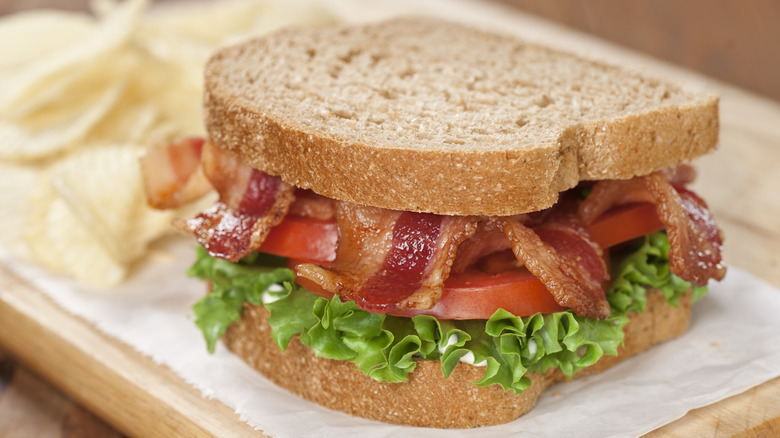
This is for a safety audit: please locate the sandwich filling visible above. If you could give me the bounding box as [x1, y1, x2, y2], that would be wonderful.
[143, 137, 725, 391]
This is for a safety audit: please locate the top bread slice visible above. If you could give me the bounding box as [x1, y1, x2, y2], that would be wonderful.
[203, 16, 718, 216]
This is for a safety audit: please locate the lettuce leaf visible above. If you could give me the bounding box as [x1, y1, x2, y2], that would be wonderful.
[608, 232, 707, 314]
[188, 246, 296, 353]
[190, 231, 704, 393]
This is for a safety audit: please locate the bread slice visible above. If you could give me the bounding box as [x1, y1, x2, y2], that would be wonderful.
[223, 289, 692, 428]
[204, 16, 718, 216]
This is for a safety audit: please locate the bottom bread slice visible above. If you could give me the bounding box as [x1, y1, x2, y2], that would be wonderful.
[222, 289, 692, 428]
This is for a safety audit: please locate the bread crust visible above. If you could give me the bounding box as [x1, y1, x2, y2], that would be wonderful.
[204, 17, 718, 216]
[222, 290, 692, 428]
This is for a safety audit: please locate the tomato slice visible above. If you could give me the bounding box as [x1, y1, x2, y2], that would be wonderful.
[292, 265, 565, 318]
[397, 269, 565, 318]
[258, 216, 337, 264]
[587, 202, 663, 248]
[262, 202, 664, 319]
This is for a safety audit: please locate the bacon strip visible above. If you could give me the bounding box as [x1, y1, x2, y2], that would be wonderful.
[296, 203, 398, 301]
[646, 174, 726, 285]
[578, 164, 699, 225]
[177, 143, 295, 261]
[577, 178, 655, 225]
[578, 171, 725, 285]
[140, 137, 214, 209]
[400, 215, 478, 309]
[497, 216, 610, 319]
[297, 203, 477, 312]
[451, 221, 512, 274]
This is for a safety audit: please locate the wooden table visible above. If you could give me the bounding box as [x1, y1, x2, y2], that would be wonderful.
[1, 1, 780, 437]
[0, 350, 122, 437]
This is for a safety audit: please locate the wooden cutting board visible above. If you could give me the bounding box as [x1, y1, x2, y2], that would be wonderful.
[1, 1, 780, 436]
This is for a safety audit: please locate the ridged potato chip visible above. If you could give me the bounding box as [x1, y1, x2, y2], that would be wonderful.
[119, 51, 203, 137]
[26, 168, 127, 287]
[49, 144, 175, 267]
[0, 162, 38, 260]
[84, 102, 158, 146]
[0, 0, 147, 116]
[0, 81, 124, 162]
[0, 10, 92, 72]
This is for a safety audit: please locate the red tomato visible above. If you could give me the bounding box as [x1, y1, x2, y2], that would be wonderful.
[395, 269, 565, 318]
[263, 203, 664, 319]
[587, 203, 664, 248]
[292, 266, 565, 318]
[258, 216, 337, 264]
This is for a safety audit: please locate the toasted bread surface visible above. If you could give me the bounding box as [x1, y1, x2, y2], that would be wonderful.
[222, 290, 692, 428]
[204, 16, 718, 215]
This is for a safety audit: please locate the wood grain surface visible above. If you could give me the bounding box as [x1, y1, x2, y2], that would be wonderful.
[1, 1, 780, 437]
[0, 351, 122, 438]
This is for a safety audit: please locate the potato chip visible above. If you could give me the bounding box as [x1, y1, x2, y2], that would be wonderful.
[25, 169, 127, 287]
[84, 102, 158, 146]
[48, 144, 175, 266]
[118, 50, 204, 137]
[0, 0, 147, 116]
[0, 162, 39, 260]
[0, 81, 124, 162]
[0, 10, 92, 72]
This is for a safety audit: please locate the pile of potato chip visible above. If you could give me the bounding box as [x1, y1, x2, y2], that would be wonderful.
[0, 0, 335, 288]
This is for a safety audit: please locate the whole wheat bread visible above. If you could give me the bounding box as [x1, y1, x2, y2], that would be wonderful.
[204, 16, 718, 216]
[223, 290, 692, 428]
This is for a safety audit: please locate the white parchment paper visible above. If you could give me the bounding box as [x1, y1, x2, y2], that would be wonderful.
[3, 237, 780, 438]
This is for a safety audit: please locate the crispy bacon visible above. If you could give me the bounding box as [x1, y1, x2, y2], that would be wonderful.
[296, 203, 398, 301]
[177, 143, 295, 261]
[296, 203, 478, 312]
[577, 178, 655, 225]
[578, 171, 725, 285]
[578, 164, 698, 224]
[646, 174, 726, 285]
[451, 221, 513, 274]
[140, 137, 214, 209]
[401, 215, 478, 309]
[497, 216, 610, 319]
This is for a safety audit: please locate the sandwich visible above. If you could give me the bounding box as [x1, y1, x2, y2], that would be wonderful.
[141, 17, 726, 428]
